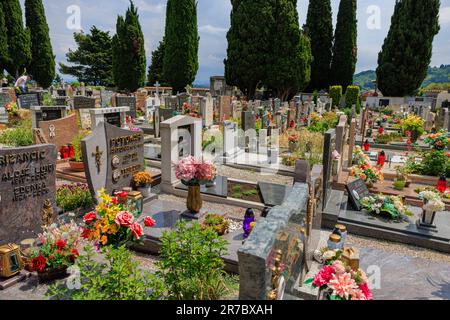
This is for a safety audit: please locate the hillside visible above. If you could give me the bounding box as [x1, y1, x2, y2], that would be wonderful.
[354, 65, 450, 91]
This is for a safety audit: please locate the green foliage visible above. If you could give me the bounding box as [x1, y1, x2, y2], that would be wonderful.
[0, 118, 33, 146]
[42, 92, 54, 106]
[163, 0, 199, 93]
[374, 133, 392, 145]
[2, 0, 32, 77]
[56, 183, 94, 213]
[157, 220, 229, 300]
[330, 0, 357, 90]
[305, 0, 333, 91]
[353, 70, 376, 91]
[243, 189, 258, 196]
[59, 26, 113, 86]
[46, 246, 166, 300]
[380, 107, 394, 116]
[147, 38, 168, 86]
[266, 0, 311, 101]
[377, 0, 440, 96]
[406, 150, 450, 177]
[329, 86, 342, 108]
[345, 85, 360, 113]
[0, 3, 9, 73]
[25, 0, 55, 88]
[112, 1, 146, 92]
[71, 131, 89, 162]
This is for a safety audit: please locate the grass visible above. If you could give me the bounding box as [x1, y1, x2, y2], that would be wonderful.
[243, 189, 258, 197]
[221, 274, 240, 300]
[232, 192, 243, 199]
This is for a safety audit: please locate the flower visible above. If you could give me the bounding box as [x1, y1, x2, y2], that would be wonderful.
[116, 191, 128, 198]
[115, 211, 135, 227]
[111, 197, 119, 205]
[130, 223, 144, 239]
[312, 265, 335, 288]
[31, 255, 47, 272]
[174, 156, 197, 181]
[351, 288, 369, 300]
[333, 260, 346, 275]
[56, 239, 67, 250]
[328, 273, 358, 300]
[144, 216, 156, 227]
[359, 283, 373, 300]
[83, 212, 97, 224]
[81, 228, 91, 239]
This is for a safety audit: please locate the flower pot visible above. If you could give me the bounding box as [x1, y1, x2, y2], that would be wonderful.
[422, 208, 436, 226]
[37, 267, 68, 282]
[68, 161, 85, 172]
[187, 184, 203, 213]
[410, 130, 420, 143]
[138, 185, 152, 198]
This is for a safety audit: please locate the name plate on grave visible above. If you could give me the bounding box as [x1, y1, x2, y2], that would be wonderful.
[74, 96, 96, 110]
[116, 96, 137, 118]
[104, 112, 121, 127]
[346, 179, 371, 211]
[0, 145, 57, 244]
[18, 94, 39, 109]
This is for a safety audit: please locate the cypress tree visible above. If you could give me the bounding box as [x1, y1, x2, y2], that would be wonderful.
[163, 0, 199, 93]
[225, 0, 274, 99]
[112, 1, 146, 92]
[147, 38, 168, 86]
[266, 0, 311, 101]
[305, 0, 333, 91]
[377, 0, 440, 96]
[2, 0, 31, 77]
[25, 0, 55, 88]
[330, 0, 357, 90]
[0, 3, 10, 73]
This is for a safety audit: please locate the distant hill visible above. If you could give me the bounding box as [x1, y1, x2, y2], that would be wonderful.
[354, 65, 450, 91]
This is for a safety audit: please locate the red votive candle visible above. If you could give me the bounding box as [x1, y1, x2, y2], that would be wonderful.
[363, 140, 370, 152]
[437, 176, 447, 193]
[377, 151, 386, 167]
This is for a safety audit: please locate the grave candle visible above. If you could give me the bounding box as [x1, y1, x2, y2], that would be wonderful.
[378, 126, 384, 134]
[377, 151, 386, 167]
[243, 208, 256, 239]
[437, 176, 447, 193]
[363, 140, 370, 152]
[60, 145, 69, 159]
[68, 144, 75, 158]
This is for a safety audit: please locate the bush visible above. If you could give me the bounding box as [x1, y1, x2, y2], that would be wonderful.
[329, 85, 343, 108]
[0, 120, 33, 146]
[46, 246, 166, 300]
[380, 107, 394, 116]
[345, 85, 361, 114]
[157, 220, 230, 300]
[374, 134, 392, 144]
[71, 130, 90, 162]
[56, 183, 94, 213]
[406, 150, 450, 177]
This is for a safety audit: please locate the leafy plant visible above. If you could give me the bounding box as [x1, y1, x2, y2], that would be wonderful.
[70, 130, 90, 162]
[56, 183, 94, 213]
[157, 220, 229, 300]
[0, 126, 33, 146]
[406, 150, 450, 177]
[374, 133, 392, 145]
[243, 189, 258, 196]
[46, 245, 165, 300]
[329, 85, 343, 108]
[202, 214, 230, 235]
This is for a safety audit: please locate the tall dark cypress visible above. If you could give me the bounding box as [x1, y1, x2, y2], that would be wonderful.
[112, 1, 146, 92]
[25, 0, 55, 88]
[163, 0, 199, 93]
[305, 0, 333, 91]
[2, 0, 31, 77]
[225, 0, 274, 99]
[147, 38, 168, 86]
[0, 3, 9, 73]
[377, 0, 440, 96]
[330, 0, 357, 90]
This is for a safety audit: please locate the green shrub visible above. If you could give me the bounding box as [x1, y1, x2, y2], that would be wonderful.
[345, 85, 361, 113]
[406, 150, 450, 177]
[157, 220, 230, 300]
[56, 183, 94, 213]
[329, 85, 343, 108]
[46, 246, 166, 300]
[374, 133, 392, 144]
[381, 107, 394, 116]
[0, 126, 33, 146]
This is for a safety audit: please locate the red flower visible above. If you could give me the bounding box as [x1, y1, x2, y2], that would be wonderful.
[71, 249, 79, 257]
[81, 228, 91, 239]
[31, 255, 47, 272]
[83, 212, 97, 224]
[130, 223, 144, 240]
[111, 197, 119, 205]
[359, 283, 373, 300]
[56, 239, 67, 250]
[115, 211, 134, 227]
[116, 191, 128, 198]
[144, 216, 156, 227]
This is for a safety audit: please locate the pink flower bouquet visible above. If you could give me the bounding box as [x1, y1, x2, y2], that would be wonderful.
[174, 156, 217, 186]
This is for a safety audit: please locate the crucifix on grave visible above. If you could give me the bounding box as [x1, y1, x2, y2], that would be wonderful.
[154, 81, 161, 95]
[184, 85, 192, 95]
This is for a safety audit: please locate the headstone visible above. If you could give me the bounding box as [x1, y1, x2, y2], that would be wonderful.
[0, 92, 11, 108]
[18, 94, 39, 109]
[38, 114, 79, 150]
[444, 109, 450, 132]
[82, 122, 144, 198]
[200, 94, 214, 127]
[101, 90, 114, 108]
[74, 96, 96, 110]
[223, 121, 241, 158]
[347, 119, 357, 168]
[346, 179, 371, 211]
[30, 106, 69, 129]
[294, 160, 310, 184]
[90, 107, 130, 128]
[241, 111, 255, 132]
[0, 145, 57, 244]
[56, 89, 66, 97]
[0, 107, 7, 124]
[116, 96, 137, 118]
[322, 129, 336, 209]
[54, 96, 68, 106]
[219, 96, 232, 122]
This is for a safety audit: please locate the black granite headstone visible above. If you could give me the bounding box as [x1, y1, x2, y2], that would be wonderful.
[346, 179, 371, 211]
[74, 96, 96, 110]
[0, 92, 10, 108]
[104, 112, 121, 127]
[18, 94, 39, 109]
[42, 109, 62, 122]
[116, 96, 137, 118]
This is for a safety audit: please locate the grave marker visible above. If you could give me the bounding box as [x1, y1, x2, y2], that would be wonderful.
[116, 96, 137, 118]
[38, 114, 79, 150]
[346, 179, 371, 211]
[74, 96, 96, 110]
[18, 94, 39, 109]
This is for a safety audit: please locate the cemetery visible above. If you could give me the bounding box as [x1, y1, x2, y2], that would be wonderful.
[1, 0, 450, 304]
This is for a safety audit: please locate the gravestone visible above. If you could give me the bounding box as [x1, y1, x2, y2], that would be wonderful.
[346, 179, 371, 211]
[38, 114, 79, 150]
[30, 106, 69, 129]
[200, 94, 214, 127]
[0, 92, 11, 108]
[223, 121, 241, 158]
[0, 107, 7, 124]
[116, 96, 137, 118]
[18, 93, 39, 109]
[74, 96, 96, 110]
[56, 89, 66, 97]
[322, 129, 336, 210]
[90, 107, 129, 128]
[54, 96, 68, 106]
[347, 119, 357, 168]
[241, 111, 255, 132]
[101, 90, 114, 108]
[82, 122, 145, 198]
[0, 145, 57, 244]
[219, 96, 232, 122]
[154, 107, 176, 138]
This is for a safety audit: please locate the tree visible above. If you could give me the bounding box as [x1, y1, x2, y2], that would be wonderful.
[59, 26, 113, 86]
[112, 1, 146, 92]
[147, 38, 168, 86]
[330, 0, 357, 90]
[2, 0, 31, 77]
[266, 0, 311, 101]
[0, 3, 9, 73]
[163, 0, 199, 93]
[225, 0, 274, 99]
[377, 0, 440, 96]
[305, 0, 333, 91]
[25, 0, 55, 88]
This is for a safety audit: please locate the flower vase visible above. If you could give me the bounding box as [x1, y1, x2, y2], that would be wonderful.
[421, 200, 437, 226]
[410, 130, 420, 143]
[187, 184, 203, 213]
[138, 185, 152, 198]
[317, 289, 331, 300]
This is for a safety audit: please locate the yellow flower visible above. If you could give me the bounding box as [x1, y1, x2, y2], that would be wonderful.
[101, 236, 108, 245]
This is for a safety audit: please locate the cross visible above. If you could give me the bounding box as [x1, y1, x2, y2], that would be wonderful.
[92, 146, 103, 174]
[154, 81, 160, 95]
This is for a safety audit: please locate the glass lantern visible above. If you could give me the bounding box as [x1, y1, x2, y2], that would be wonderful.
[126, 191, 144, 215]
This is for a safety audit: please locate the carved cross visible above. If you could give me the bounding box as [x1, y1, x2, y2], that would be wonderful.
[92, 146, 103, 174]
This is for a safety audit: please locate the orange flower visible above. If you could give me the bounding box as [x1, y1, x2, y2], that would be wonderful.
[101, 236, 108, 245]
[360, 174, 367, 181]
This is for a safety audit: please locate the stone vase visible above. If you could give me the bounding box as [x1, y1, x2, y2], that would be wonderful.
[187, 185, 203, 213]
[422, 201, 436, 226]
[138, 185, 152, 198]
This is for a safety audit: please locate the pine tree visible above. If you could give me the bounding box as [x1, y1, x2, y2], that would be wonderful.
[163, 0, 199, 93]
[330, 0, 357, 90]
[377, 0, 440, 96]
[305, 0, 333, 91]
[112, 1, 146, 92]
[225, 0, 274, 99]
[2, 0, 31, 77]
[25, 0, 55, 88]
[266, 0, 311, 101]
[0, 3, 10, 73]
[147, 38, 168, 86]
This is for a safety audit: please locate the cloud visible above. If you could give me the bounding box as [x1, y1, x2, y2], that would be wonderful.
[440, 7, 450, 25]
[199, 25, 228, 36]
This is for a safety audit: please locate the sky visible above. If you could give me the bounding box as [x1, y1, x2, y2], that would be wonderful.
[19, 0, 450, 84]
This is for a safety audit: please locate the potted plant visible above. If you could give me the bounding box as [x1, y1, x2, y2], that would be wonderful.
[69, 130, 89, 172]
[29, 221, 82, 282]
[201, 214, 230, 236]
[174, 156, 217, 213]
[133, 172, 153, 197]
[424, 131, 450, 151]
[399, 115, 425, 143]
[288, 134, 300, 153]
[418, 190, 445, 226]
[393, 166, 410, 190]
[350, 164, 383, 188]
